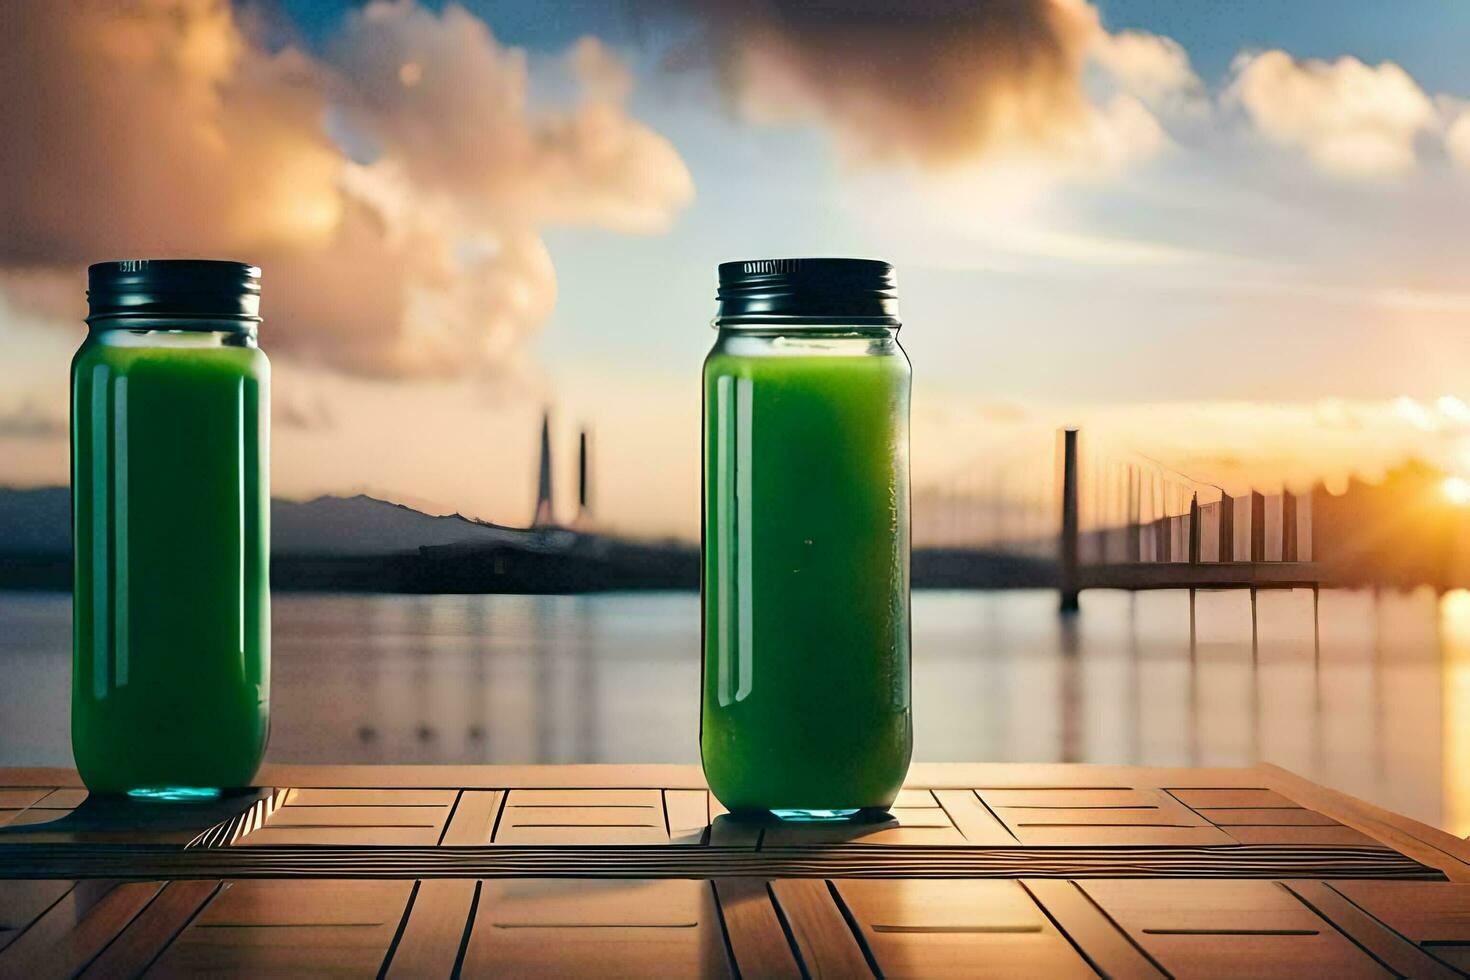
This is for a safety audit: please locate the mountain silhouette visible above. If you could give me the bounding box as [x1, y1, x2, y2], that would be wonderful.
[0, 486, 532, 557]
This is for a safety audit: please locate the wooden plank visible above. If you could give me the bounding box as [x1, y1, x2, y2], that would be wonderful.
[34, 789, 88, 809]
[979, 787, 1234, 846]
[1022, 879, 1165, 980]
[834, 878, 1095, 978]
[0, 879, 162, 978]
[713, 879, 802, 979]
[1169, 788, 1300, 809]
[932, 790, 1017, 845]
[894, 789, 940, 808]
[1329, 880, 1470, 945]
[979, 788, 1148, 808]
[0, 809, 69, 828]
[665, 790, 713, 844]
[282, 788, 458, 807]
[1259, 764, 1470, 881]
[504, 789, 663, 806]
[462, 879, 731, 978]
[495, 789, 668, 845]
[1281, 880, 1459, 980]
[148, 879, 413, 977]
[228, 788, 454, 847]
[383, 878, 477, 979]
[1224, 826, 1384, 846]
[768, 879, 874, 978]
[504, 806, 661, 828]
[236, 825, 446, 846]
[1198, 807, 1339, 826]
[264, 804, 449, 828]
[0, 880, 73, 953]
[440, 791, 504, 846]
[1080, 879, 1391, 978]
[80, 880, 220, 979]
[0, 789, 49, 809]
[0, 841, 1439, 882]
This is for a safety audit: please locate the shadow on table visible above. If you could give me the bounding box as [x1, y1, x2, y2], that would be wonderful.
[0, 788, 271, 844]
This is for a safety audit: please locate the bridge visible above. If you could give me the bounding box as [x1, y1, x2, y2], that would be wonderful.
[912, 428, 1321, 611]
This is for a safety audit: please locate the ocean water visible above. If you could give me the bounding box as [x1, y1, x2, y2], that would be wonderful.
[2, 587, 1466, 835]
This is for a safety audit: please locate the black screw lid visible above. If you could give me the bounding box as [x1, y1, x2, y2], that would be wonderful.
[715, 257, 899, 327]
[87, 259, 261, 325]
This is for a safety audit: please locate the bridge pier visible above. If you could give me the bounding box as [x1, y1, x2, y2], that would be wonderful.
[1059, 428, 1080, 614]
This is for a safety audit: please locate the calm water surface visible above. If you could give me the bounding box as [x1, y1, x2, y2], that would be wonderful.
[2, 588, 1468, 835]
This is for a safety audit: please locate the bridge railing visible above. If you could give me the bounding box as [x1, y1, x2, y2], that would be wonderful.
[1060, 428, 1318, 609]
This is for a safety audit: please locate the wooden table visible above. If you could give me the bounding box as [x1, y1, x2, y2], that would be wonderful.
[2, 763, 1469, 977]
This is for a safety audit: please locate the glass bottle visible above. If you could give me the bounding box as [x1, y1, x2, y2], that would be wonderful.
[701, 258, 912, 816]
[71, 260, 270, 798]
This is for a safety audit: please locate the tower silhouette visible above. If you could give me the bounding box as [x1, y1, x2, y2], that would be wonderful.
[576, 428, 593, 527]
[532, 410, 555, 528]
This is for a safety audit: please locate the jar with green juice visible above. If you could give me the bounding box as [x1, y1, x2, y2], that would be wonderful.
[71, 260, 270, 798]
[701, 258, 911, 817]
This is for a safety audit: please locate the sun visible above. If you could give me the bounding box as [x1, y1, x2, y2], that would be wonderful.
[1444, 476, 1470, 506]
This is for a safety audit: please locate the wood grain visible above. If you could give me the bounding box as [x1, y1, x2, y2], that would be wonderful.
[834, 878, 1096, 978]
[932, 790, 1017, 845]
[1021, 878, 1166, 980]
[768, 879, 874, 978]
[0, 879, 162, 978]
[0, 879, 72, 953]
[147, 878, 413, 977]
[494, 789, 669, 845]
[1261, 764, 1470, 882]
[79, 879, 220, 979]
[440, 791, 504, 846]
[1282, 880, 1461, 980]
[713, 878, 802, 979]
[461, 878, 732, 977]
[666, 790, 713, 844]
[0, 842, 1440, 881]
[1079, 879, 1391, 978]
[382, 878, 478, 978]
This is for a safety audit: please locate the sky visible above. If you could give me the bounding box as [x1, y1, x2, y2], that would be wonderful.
[4, 0, 1470, 538]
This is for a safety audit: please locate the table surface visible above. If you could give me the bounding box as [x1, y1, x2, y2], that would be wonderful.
[2, 762, 1469, 978]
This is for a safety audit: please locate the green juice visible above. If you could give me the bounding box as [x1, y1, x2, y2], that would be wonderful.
[701, 336, 912, 813]
[71, 334, 270, 794]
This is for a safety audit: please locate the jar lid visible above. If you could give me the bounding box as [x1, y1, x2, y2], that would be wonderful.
[715, 257, 899, 327]
[87, 259, 261, 324]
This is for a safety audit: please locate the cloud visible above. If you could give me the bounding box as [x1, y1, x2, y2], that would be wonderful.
[683, 0, 1182, 173]
[0, 0, 693, 379]
[1090, 30, 1204, 115]
[1446, 102, 1470, 171]
[0, 401, 66, 441]
[1225, 51, 1438, 178]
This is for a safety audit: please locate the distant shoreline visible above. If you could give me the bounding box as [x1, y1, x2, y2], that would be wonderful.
[0, 548, 1056, 594]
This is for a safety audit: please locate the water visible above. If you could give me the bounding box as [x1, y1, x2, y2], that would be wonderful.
[2, 587, 1468, 836]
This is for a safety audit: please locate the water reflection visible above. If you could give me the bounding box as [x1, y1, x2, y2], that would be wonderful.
[0, 588, 1466, 836]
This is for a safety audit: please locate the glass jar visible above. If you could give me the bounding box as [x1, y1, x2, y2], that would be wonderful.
[700, 258, 912, 816]
[71, 260, 270, 797]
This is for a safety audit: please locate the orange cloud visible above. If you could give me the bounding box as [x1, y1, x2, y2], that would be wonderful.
[0, 0, 694, 379]
[684, 0, 1191, 172]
